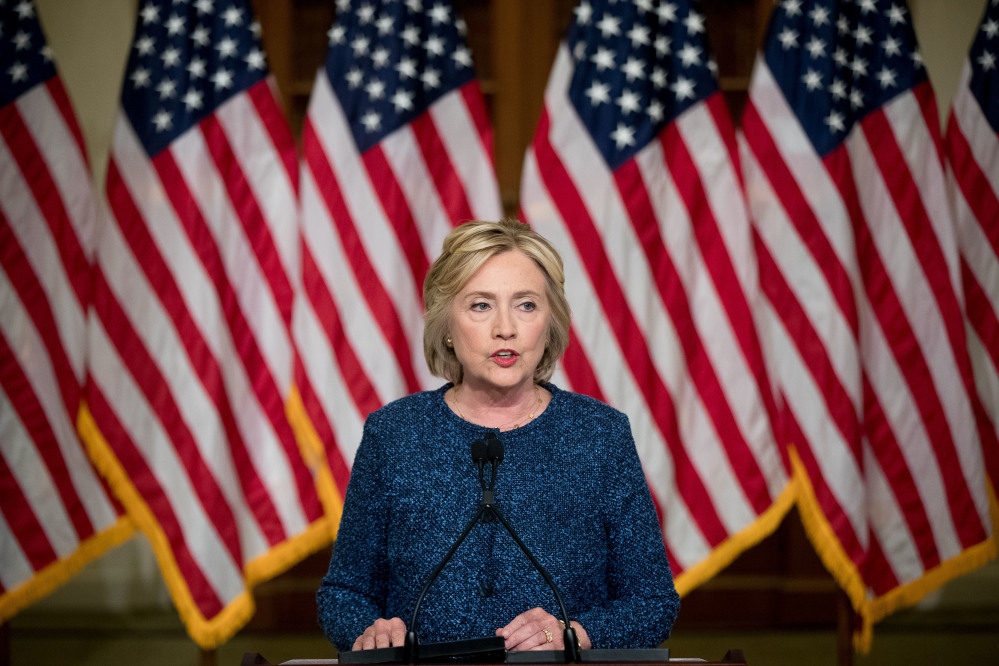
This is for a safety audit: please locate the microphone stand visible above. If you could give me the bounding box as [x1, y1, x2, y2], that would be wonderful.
[407, 434, 581, 662]
[403, 438, 506, 664]
[349, 434, 585, 664]
[404, 503, 489, 660]
[477, 435, 580, 663]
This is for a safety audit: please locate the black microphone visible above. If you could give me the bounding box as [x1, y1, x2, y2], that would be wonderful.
[484, 432, 503, 493]
[471, 437, 488, 492]
[485, 431, 503, 462]
[471, 437, 488, 465]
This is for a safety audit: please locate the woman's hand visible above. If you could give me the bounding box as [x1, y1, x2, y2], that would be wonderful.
[352, 617, 407, 650]
[496, 607, 591, 651]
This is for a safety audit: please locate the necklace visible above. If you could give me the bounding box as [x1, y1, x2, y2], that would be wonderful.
[451, 383, 544, 430]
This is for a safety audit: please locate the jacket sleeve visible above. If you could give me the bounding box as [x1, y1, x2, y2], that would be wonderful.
[316, 415, 390, 651]
[571, 411, 680, 649]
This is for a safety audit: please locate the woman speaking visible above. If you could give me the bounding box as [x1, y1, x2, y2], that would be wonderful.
[317, 219, 679, 653]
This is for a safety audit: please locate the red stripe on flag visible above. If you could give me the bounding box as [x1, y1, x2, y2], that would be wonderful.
[0, 441, 58, 571]
[855, 111, 986, 550]
[0, 329, 95, 544]
[246, 81, 299, 191]
[782, 400, 865, 563]
[302, 118, 422, 396]
[101, 167, 246, 563]
[862, 374, 941, 571]
[293, 355, 352, 495]
[44, 78, 90, 169]
[752, 231, 862, 460]
[533, 107, 729, 547]
[961, 253, 999, 496]
[459, 83, 493, 159]
[85, 379, 225, 618]
[410, 111, 474, 225]
[301, 246, 381, 418]
[945, 116, 999, 260]
[741, 102, 860, 336]
[970, 381, 999, 501]
[199, 115, 295, 324]
[0, 103, 89, 308]
[648, 125, 772, 512]
[561, 325, 606, 403]
[0, 209, 79, 417]
[962, 261, 999, 372]
[517, 199, 606, 403]
[361, 145, 430, 300]
[865, 532, 901, 597]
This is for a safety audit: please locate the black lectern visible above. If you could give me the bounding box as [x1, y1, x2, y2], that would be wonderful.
[240, 648, 748, 666]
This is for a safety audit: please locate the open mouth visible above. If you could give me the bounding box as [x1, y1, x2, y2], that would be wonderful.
[493, 350, 518, 365]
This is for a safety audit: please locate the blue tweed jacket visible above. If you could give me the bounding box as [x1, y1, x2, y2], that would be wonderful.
[317, 383, 679, 651]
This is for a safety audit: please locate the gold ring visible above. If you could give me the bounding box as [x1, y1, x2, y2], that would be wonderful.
[542, 628, 553, 644]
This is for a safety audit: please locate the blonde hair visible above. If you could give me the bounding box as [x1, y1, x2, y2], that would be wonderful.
[423, 219, 571, 384]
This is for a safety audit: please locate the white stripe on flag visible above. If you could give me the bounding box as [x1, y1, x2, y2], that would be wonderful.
[87, 317, 246, 604]
[0, 387, 77, 556]
[169, 129, 294, 385]
[217, 93, 300, 290]
[306, 76, 430, 388]
[430, 90, 502, 220]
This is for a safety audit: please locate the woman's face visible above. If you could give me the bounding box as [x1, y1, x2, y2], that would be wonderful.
[450, 250, 550, 394]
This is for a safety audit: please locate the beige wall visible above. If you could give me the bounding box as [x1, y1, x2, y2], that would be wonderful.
[911, 0, 987, 123]
[35, 0, 137, 185]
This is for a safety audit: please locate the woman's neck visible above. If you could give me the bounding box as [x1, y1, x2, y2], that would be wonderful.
[448, 381, 549, 431]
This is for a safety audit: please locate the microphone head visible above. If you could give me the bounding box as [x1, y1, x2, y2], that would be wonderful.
[486, 433, 504, 463]
[470, 438, 487, 463]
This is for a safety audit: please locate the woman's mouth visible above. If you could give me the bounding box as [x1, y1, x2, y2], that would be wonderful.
[492, 350, 518, 366]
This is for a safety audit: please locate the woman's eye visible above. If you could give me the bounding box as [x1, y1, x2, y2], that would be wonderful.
[519, 301, 537, 312]
[471, 302, 489, 311]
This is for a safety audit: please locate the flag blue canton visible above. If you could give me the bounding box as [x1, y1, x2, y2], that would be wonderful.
[968, 0, 999, 132]
[764, 0, 927, 158]
[0, 0, 55, 108]
[121, 0, 269, 157]
[566, 0, 719, 170]
[325, 0, 476, 154]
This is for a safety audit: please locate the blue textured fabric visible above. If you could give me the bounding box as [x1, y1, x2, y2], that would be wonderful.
[317, 383, 680, 651]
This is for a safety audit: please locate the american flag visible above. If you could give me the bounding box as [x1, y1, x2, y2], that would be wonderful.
[740, 0, 995, 647]
[79, 0, 328, 647]
[293, 0, 502, 512]
[945, 0, 999, 512]
[519, 0, 790, 590]
[0, 0, 131, 621]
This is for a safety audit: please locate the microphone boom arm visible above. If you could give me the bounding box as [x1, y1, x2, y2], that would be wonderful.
[407, 503, 489, 634]
[485, 502, 581, 662]
[404, 434, 580, 663]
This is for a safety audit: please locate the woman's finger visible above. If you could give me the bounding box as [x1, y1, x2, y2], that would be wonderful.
[354, 617, 407, 651]
[497, 608, 561, 651]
